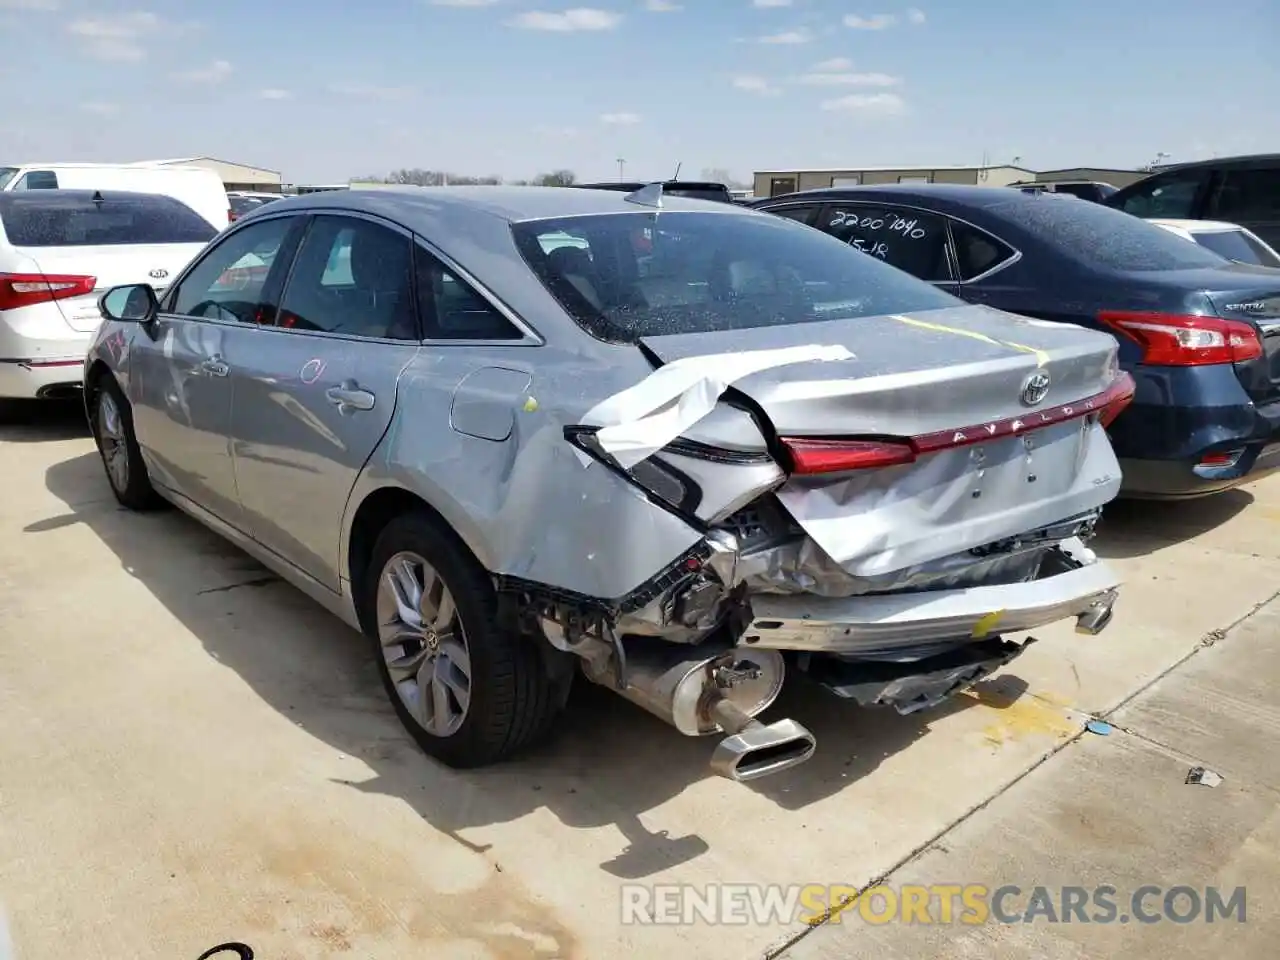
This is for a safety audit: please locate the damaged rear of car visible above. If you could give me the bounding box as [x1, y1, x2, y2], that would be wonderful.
[508, 199, 1133, 781]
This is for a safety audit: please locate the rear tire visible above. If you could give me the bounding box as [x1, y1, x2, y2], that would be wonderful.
[89, 374, 163, 511]
[363, 510, 570, 768]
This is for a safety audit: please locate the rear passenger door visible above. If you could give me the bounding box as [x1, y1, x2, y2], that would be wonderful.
[228, 212, 422, 591]
[814, 202, 959, 293]
[1206, 164, 1280, 249]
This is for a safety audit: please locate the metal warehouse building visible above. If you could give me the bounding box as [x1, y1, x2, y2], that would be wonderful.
[139, 157, 283, 193]
[753, 164, 1148, 199]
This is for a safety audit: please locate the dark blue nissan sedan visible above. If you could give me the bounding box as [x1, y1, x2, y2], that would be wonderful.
[751, 185, 1280, 498]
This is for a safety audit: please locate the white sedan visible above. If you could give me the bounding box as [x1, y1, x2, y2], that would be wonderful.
[1147, 218, 1280, 268]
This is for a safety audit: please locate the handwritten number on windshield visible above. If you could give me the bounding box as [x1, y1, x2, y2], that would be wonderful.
[828, 209, 928, 239]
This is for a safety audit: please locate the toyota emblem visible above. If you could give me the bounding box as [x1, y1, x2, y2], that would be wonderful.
[1020, 370, 1051, 406]
[149, 268, 169, 280]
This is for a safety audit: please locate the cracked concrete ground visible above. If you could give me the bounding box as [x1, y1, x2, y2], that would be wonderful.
[1, 400, 1278, 959]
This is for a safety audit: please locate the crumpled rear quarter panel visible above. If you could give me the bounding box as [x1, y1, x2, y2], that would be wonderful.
[360, 345, 705, 601]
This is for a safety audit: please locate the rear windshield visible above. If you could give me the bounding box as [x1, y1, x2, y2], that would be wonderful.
[989, 195, 1229, 271]
[510, 210, 961, 343]
[1192, 229, 1280, 268]
[0, 193, 216, 247]
[0, 167, 16, 190]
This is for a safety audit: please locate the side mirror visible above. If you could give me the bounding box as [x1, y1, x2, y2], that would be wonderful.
[99, 283, 159, 324]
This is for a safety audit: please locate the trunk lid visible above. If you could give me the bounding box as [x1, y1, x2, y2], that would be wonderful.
[14, 242, 205, 332]
[639, 303, 1126, 578]
[1138, 264, 1280, 403]
[640, 303, 1118, 437]
[1202, 278, 1280, 404]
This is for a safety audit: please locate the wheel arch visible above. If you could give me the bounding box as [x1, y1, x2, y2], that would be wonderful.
[343, 482, 498, 632]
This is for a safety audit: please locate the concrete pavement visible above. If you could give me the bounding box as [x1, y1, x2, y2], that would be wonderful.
[0, 399, 1277, 959]
[777, 584, 1280, 959]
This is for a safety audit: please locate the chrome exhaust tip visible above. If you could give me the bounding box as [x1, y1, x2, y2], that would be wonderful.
[709, 717, 817, 782]
[1075, 597, 1116, 636]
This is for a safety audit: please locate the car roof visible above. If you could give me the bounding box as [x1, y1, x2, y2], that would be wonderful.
[271, 184, 746, 223]
[1151, 153, 1280, 173]
[0, 188, 176, 205]
[757, 182, 1044, 211]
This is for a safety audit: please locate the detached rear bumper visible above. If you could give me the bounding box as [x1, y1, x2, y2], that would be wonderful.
[739, 542, 1119, 654]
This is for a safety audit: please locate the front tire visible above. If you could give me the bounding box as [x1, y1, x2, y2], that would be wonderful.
[363, 511, 569, 768]
[90, 375, 162, 511]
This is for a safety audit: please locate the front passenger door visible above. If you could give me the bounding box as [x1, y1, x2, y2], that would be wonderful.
[228, 213, 422, 592]
[816, 202, 959, 293]
[130, 216, 296, 525]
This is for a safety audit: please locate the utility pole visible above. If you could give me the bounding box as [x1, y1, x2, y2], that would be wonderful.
[617, 158, 626, 180]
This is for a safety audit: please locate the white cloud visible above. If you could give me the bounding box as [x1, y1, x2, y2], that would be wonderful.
[0, 0, 60, 9]
[508, 8, 622, 30]
[843, 13, 896, 29]
[757, 27, 813, 43]
[174, 59, 233, 84]
[820, 92, 906, 114]
[600, 112, 641, 124]
[66, 12, 163, 62]
[810, 57, 853, 71]
[644, 0, 681, 9]
[796, 70, 899, 86]
[732, 75, 780, 96]
[80, 102, 120, 117]
[907, 7, 926, 23]
[428, 0, 499, 5]
[328, 82, 415, 100]
[751, 0, 791, 6]
[258, 88, 293, 100]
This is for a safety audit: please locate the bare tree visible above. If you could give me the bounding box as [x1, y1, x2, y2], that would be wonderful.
[533, 169, 577, 187]
[377, 169, 501, 186]
[359, 168, 576, 187]
[701, 167, 749, 189]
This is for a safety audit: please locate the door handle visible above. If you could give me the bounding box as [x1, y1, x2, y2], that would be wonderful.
[200, 355, 229, 377]
[326, 380, 376, 412]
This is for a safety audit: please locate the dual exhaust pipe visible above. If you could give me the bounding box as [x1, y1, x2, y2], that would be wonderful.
[582, 640, 816, 782]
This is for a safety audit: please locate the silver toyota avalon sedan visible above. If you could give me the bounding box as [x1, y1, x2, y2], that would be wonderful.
[84, 185, 1134, 782]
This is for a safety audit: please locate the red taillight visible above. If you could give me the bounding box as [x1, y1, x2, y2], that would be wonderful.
[0, 272, 97, 311]
[784, 439, 916, 475]
[1098, 310, 1262, 366]
[780, 373, 1137, 475]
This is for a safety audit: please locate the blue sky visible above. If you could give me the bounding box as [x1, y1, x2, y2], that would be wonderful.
[1, 0, 1276, 185]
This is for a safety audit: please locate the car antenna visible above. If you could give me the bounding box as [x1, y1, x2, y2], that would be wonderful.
[624, 182, 664, 209]
[671, 161, 682, 181]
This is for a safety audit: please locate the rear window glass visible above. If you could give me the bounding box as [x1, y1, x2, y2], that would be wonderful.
[0, 167, 18, 190]
[1193, 229, 1280, 268]
[988, 195, 1228, 271]
[510, 210, 961, 343]
[0, 193, 216, 247]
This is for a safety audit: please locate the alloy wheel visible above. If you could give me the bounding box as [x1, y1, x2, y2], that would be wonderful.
[97, 391, 130, 493]
[375, 551, 472, 738]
